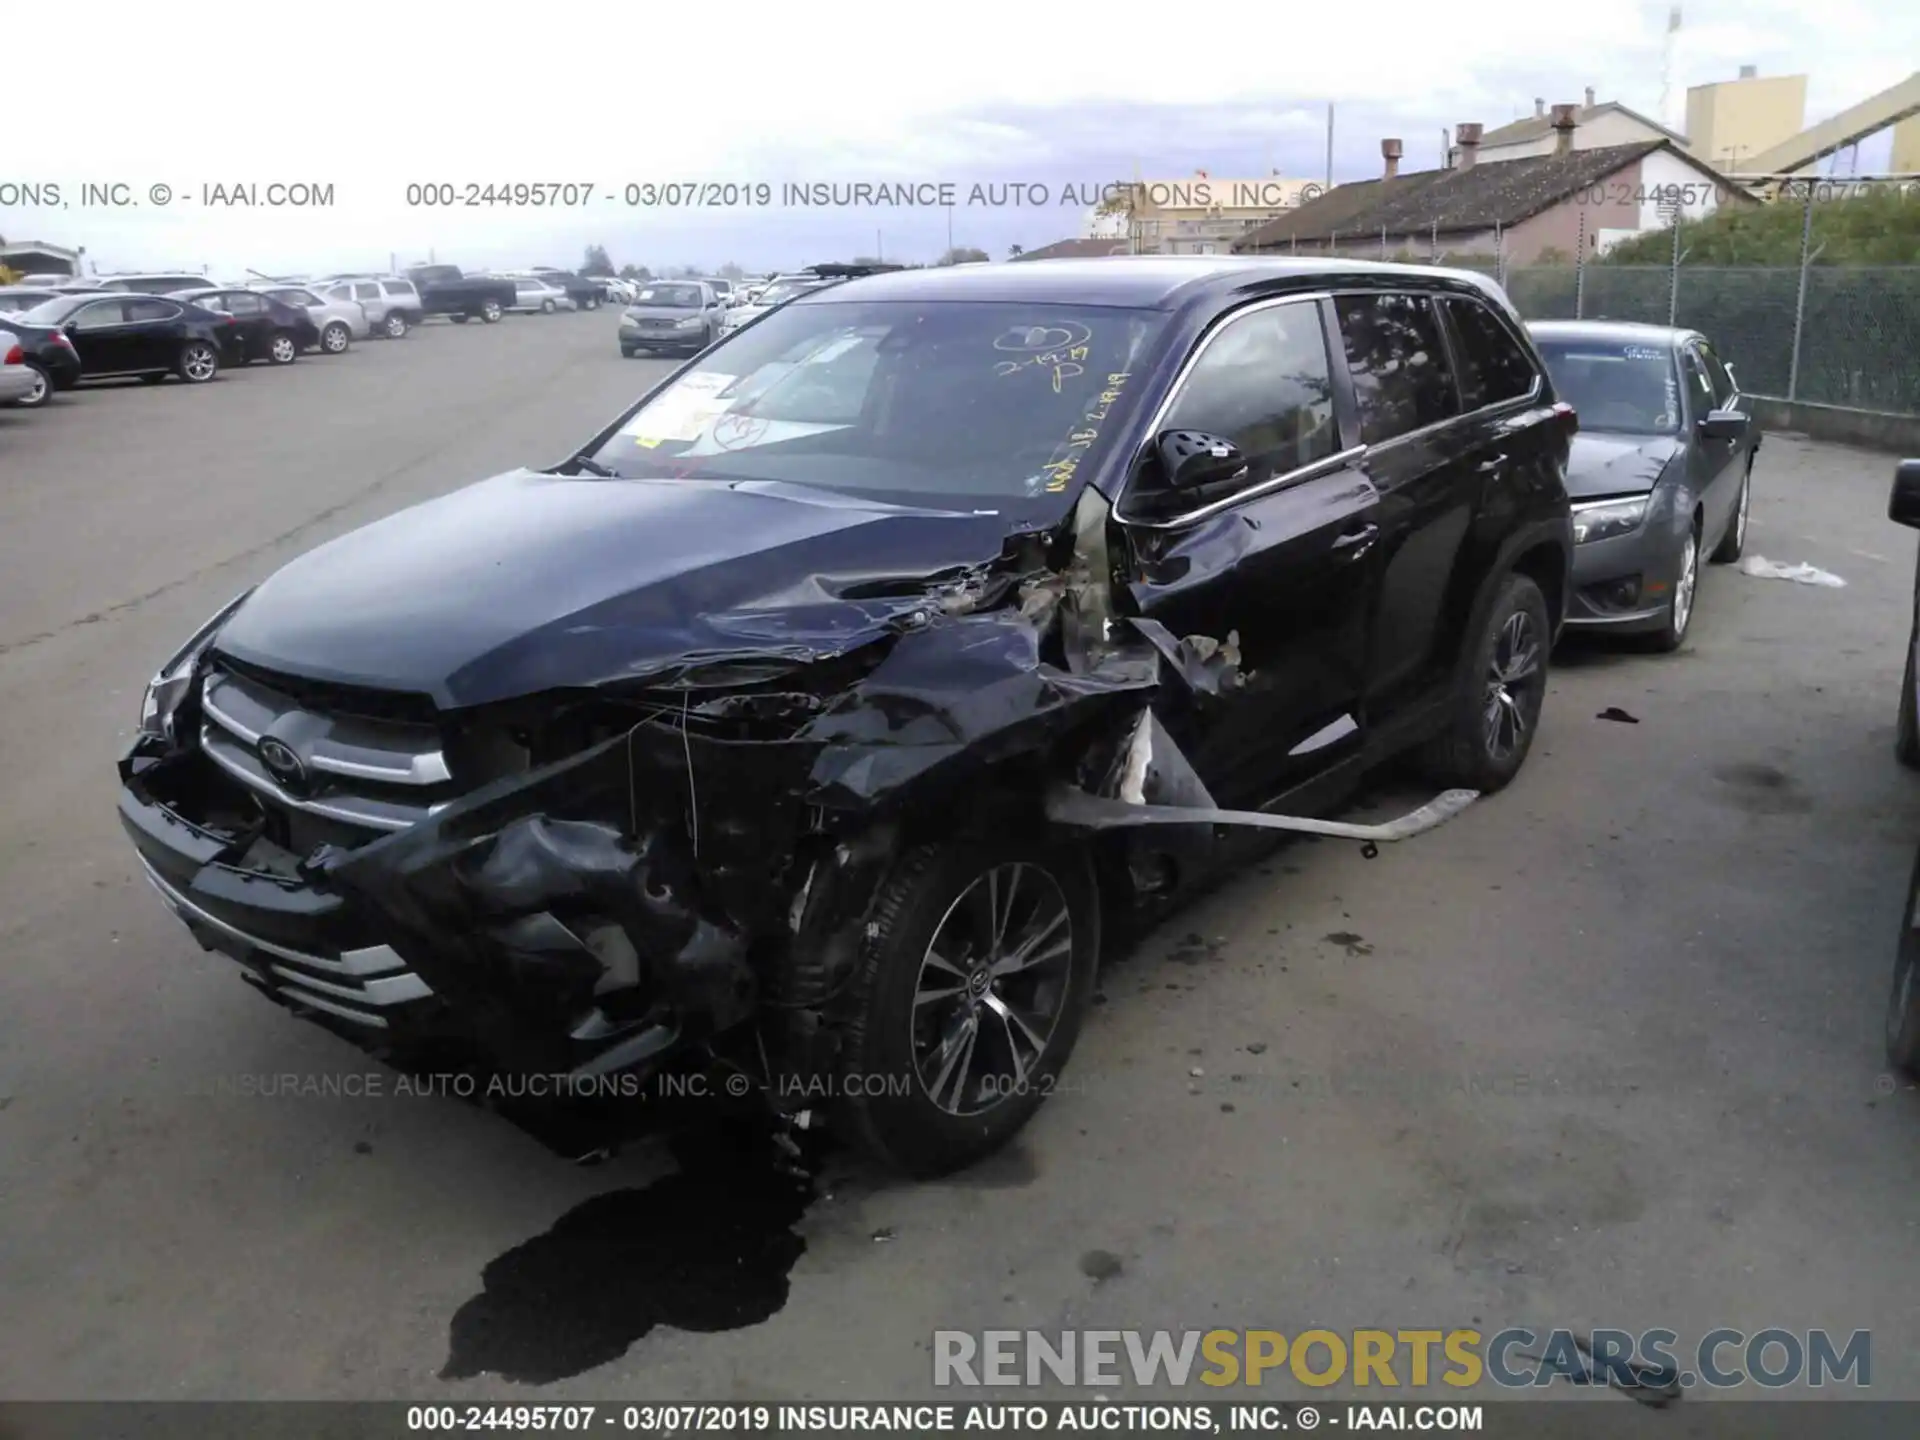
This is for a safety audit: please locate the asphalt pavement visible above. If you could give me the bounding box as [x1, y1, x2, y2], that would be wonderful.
[3, 311, 1919, 1404]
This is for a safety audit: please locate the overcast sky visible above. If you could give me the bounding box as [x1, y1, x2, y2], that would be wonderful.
[4, 0, 1915, 277]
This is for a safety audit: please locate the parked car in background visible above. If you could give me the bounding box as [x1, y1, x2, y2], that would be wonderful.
[702, 277, 735, 305]
[177, 288, 320, 366]
[113, 256, 1573, 1175]
[1529, 321, 1759, 653]
[406, 265, 515, 324]
[0, 287, 71, 314]
[717, 273, 840, 337]
[94, 273, 216, 295]
[618, 279, 728, 355]
[0, 331, 38, 407]
[1885, 458, 1920, 1074]
[0, 315, 84, 407]
[317, 277, 418, 338]
[600, 277, 638, 303]
[11, 292, 225, 385]
[506, 276, 573, 314]
[254, 285, 368, 353]
[524, 270, 603, 310]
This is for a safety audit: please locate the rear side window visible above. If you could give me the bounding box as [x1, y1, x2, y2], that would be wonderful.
[1163, 301, 1339, 486]
[71, 300, 128, 328]
[1334, 292, 1460, 444]
[127, 299, 180, 321]
[354, 283, 380, 300]
[382, 281, 416, 296]
[1443, 298, 1538, 410]
[225, 293, 263, 315]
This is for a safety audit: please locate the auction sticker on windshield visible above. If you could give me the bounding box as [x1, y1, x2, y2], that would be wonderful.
[620, 373, 737, 444]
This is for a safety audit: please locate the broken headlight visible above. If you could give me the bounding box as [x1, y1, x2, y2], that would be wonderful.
[1571, 496, 1649, 545]
[138, 589, 254, 744]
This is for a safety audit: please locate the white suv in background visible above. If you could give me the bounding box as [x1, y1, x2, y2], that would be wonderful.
[317, 277, 422, 338]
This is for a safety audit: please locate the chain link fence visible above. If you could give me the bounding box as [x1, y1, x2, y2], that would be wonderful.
[1300, 186, 1920, 416]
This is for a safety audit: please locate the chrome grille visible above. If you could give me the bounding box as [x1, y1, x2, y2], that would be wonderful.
[198, 667, 457, 835]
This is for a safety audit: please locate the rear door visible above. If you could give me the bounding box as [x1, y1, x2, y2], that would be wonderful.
[124, 298, 187, 370]
[1115, 294, 1378, 808]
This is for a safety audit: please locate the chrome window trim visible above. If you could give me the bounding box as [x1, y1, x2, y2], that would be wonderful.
[1114, 291, 1352, 531]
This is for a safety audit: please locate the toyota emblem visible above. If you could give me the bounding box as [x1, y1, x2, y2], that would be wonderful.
[257, 737, 307, 790]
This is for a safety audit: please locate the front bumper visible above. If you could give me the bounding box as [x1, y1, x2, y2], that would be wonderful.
[1563, 493, 1686, 631]
[620, 323, 705, 348]
[118, 751, 437, 1032]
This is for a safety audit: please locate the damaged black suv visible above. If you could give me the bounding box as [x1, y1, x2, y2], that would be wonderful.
[118, 257, 1574, 1175]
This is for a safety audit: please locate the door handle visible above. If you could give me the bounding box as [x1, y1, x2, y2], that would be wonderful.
[1332, 523, 1378, 557]
[1474, 452, 1509, 475]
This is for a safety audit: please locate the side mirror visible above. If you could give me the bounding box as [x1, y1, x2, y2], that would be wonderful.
[1157, 430, 1246, 490]
[1698, 409, 1744, 442]
[1890, 459, 1920, 530]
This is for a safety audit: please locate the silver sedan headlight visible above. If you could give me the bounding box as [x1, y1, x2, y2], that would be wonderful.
[139, 589, 253, 743]
[1572, 496, 1650, 545]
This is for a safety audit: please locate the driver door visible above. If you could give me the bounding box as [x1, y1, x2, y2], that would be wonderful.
[65, 298, 138, 374]
[1113, 296, 1379, 810]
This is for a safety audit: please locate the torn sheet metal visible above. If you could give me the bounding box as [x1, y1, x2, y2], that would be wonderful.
[1046, 785, 1481, 843]
[1129, 615, 1246, 695]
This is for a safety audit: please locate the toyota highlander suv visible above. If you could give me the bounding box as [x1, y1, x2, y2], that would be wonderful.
[117, 257, 1573, 1176]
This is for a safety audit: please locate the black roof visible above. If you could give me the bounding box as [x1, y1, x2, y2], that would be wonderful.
[1235, 141, 1739, 251]
[794, 254, 1515, 311]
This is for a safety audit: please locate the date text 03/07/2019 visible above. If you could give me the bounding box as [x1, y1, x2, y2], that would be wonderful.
[401, 1402, 1473, 1433]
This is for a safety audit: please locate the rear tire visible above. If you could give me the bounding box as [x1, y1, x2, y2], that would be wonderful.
[176, 342, 219, 384]
[620, 346, 638, 358]
[1898, 639, 1919, 769]
[1418, 571, 1550, 794]
[1710, 459, 1752, 563]
[383, 312, 408, 339]
[14, 361, 53, 408]
[541, 298, 557, 314]
[320, 322, 350, 354]
[266, 331, 299, 365]
[835, 837, 1099, 1177]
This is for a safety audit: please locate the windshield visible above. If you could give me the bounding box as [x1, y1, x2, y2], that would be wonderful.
[585, 298, 1166, 506]
[16, 295, 91, 325]
[633, 284, 704, 308]
[1535, 337, 1681, 435]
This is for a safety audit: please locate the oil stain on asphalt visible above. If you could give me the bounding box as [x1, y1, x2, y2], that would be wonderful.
[441, 1116, 816, 1385]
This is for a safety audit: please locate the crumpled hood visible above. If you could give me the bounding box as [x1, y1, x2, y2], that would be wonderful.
[1566, 432, 1682, 500]
[212, 469, 1029, 709]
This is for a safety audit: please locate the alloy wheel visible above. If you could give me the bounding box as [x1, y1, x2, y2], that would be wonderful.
[1482, 609, 1543, 763]
[271, 335, 296, 363]
[385, 314, 406, 338]
[182, 345, 217, 381]
[24, 368, 48, 405]
[1672, 532, 1699, 639]
[323, 325, 348, 353]
[910, 863, 1074, 1116]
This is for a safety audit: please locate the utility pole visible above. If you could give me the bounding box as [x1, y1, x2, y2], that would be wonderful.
[1325, 103, 1335, 189]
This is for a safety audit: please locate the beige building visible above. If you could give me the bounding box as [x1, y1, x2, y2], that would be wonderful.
[1893, 114, 1920, 174]
[1112, 174, 1321, 254]
[1686, 67, 1808, 171]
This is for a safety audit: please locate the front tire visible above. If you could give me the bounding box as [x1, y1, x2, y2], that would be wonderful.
[620, 345, 638, 358]
[1647, 524, 1700, 654]
[541, 298, 557, 314]
[177, 342, 219, 384]
[479, 300, 502, 323]
[14, 361, 53, 408]
[835, 837, 1099, 1177]
[584, 295, 600, 311]
[1887, 843, 1920, 1076]
[321, 322, 351, 354]
[267, 332, 299, 365]
[1419, 571, 1550, 794]
[1711, 459, 1752, 564]
[383, 312, 408, 339]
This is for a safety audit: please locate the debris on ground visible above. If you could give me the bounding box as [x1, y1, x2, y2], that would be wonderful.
[1738, 555, 1847, 587]
[1596, 707, 1640, 724]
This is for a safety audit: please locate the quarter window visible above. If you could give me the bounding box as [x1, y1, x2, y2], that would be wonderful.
[1334, 292, 1461, 444]
[1443, 298, 1538, 410]
[1698, 343, 1736, 405]
[1679, 347, 1714, 413]
[1161, 302, 1340, 488]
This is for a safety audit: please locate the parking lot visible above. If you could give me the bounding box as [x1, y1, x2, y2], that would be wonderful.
[4, 307, 1920, 1402]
